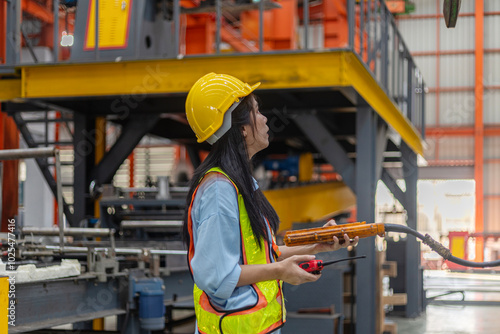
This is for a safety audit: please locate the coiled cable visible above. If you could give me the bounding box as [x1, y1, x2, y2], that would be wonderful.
[384, 223, 500, 268]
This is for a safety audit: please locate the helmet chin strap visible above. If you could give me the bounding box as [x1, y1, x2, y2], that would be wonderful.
[206, 101, 241, 145]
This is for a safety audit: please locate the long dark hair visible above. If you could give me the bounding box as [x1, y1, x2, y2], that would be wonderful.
[183, 94, 279, 249]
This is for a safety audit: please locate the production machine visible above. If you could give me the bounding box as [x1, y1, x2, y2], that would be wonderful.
[0, 148, 193, 333]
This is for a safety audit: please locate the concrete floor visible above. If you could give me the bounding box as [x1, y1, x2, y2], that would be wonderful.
[387, 270, 500, 334]
[52, 271, 500, 334]
[171, 270, 500, 334]
[388, 304, 500, 334]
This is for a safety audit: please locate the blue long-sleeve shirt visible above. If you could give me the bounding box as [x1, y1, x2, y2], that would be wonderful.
[190, 173, 281, 333]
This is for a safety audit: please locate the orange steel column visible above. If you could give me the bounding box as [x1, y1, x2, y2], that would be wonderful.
[474, 0, 484, 262]
[0, 17, 20, 231]
[435, 0, 440, 160]
[53, 112, 60, 226]
[0, 115, 20, 233]
[323, 0, 348, 48]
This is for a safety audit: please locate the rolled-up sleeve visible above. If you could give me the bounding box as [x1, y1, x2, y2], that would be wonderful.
[190, 177, 242, 301]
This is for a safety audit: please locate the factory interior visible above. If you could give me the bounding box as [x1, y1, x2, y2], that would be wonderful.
[0, 0, 499, 333]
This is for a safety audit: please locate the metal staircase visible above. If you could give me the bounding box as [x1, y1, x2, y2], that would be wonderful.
[12, 110, 75, 226]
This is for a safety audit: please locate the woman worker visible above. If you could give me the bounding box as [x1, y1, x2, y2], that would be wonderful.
[183, 73, 358, 334]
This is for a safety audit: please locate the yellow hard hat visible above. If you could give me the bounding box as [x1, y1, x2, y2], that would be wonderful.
[185, 73, 261, 144]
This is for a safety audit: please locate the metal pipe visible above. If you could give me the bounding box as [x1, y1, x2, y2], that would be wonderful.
[21, 251, 57, 257]
[35, 245, 88, 252]
[44, 111, 49, 146]
[0, 147, 57, 160]
[381, 5, 389, 88]
[53, 0, 59, 62]
[120, 186, 189, 193]
[150, 249, 188, 255]
[5, 0, 21, 65]
[120, 220, 183, 229]
[216, 0, 221, 54]
[367, 0, 372, 69]
[45, 245, 142, 254]
[22, 227, 113, 237]
[303, 0, 309, 50]
[95, 0, 99, 61]
[259, 0, 264, 52]
[23, 245, 187, 256]
[55, 149, 64, 250]
[347, 0, 355, 50]
[422, 81, 426, 139]
[359, 0, 364, 59]
[173, 0, 180, 57]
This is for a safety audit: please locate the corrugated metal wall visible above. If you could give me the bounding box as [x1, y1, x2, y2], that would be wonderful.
[483, 1, 500, 232]
[398, 1, 500, 233]
[114, 146, 176, 188]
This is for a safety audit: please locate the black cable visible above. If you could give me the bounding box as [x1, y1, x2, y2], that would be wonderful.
[384, 223, 500, 268]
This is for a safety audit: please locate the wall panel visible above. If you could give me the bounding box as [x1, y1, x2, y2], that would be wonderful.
[412, 0, 438, 15]
[439, 92, 475, 126]
[414, 56, 437, 87]
[398, 18, 436, 51]
[484, 137, 500, 159]
[485, 17, 500, 49]
[439, 54, 474, 87]
[425, 92, 437, 126]
[437, 136, 474, 160]
[484, 163, 500, 194]
[440, 17, 475, 51]
[485, 2, 500, 12]
[484, 90, 500, 125]
[485, 198, 500, 232]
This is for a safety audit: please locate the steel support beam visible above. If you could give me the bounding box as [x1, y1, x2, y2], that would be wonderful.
[355, 106, 378, 334]
[381, 168, 407, 209]
[1, 51, 424, 156]
[375, 118, 388, 182]
[91, 114, 159, 185]
[5, 0, 21, 65]
[73, 113, 95, 226]
[387, 165, 473, 180]
[293, 112, 356, 192]
[401, 141, 422, 318]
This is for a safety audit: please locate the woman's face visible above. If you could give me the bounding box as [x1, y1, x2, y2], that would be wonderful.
[242, 97, 269, 159]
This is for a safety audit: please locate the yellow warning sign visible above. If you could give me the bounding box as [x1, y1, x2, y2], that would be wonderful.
[85, 0, 132, 50]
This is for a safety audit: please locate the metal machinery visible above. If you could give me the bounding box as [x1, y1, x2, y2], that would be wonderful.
[0, 1, 426, 333]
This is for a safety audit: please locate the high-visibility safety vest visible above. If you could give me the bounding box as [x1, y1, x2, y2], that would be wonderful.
[187, 167, 286, 334]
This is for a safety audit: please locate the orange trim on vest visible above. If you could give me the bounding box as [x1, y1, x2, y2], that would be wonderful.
[257, 320, 283, 334]
[198, 291, 226, 316]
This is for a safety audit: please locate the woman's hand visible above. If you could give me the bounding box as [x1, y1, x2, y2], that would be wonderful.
[310, 219, 359, 254]
[277, 255, 321, 285]
[277, 219, 359, 260]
